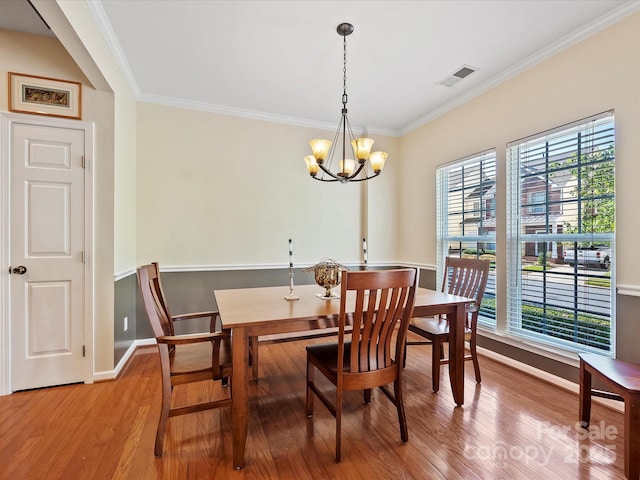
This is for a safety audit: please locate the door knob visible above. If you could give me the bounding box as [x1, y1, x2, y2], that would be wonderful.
[11, 266, 27, 275]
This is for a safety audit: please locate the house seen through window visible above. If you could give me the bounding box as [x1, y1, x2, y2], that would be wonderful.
[507, 111, 615, 354]
[436, 150, 497, 328]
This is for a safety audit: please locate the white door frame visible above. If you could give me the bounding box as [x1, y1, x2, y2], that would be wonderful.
[0, 112, 94, 395]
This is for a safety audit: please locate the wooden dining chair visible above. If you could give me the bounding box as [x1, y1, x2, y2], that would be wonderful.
[305, 268, 418, 462]
[407, 256, 489, 392]
[137, 263, 232, 457]
[141, 261, 258, 377]
[145, 262, 219, 337]
[579, 352, 640, 479]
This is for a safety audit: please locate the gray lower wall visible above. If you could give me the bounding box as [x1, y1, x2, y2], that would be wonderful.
[115, 265, 436, 365]
[114, 265, 639, 386]
[613, 293, 640, 364]
[114, 274, 137, 365]
[475, 291, 640, 384]
[476, 335, 580, 382]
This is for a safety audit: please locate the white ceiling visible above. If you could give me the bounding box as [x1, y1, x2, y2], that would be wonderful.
[3, 0, 640, 135]
[0, 0, 54, 37]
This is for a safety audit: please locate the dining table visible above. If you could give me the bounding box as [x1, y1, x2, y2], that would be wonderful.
[214, 283, 475, 469]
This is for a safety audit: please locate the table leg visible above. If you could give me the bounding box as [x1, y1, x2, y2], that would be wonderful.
[448, 303, 466, 407]
[250, 336, 259, 381]
[625, 392, 640, 479]
[578, 359, 592, 427]
[232, 326, 249, 469]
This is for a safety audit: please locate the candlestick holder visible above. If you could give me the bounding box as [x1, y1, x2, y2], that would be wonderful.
[284, 269, 299, 301]
[363, 237, 368, 270]
[284, 238, 300, 301]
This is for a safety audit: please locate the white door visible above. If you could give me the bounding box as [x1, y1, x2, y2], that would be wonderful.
[10, 123, 86, 391]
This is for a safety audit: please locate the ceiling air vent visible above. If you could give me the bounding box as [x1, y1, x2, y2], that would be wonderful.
[438, 65, 477, 87]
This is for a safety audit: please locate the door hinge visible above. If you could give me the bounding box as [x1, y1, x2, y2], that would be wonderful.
[82, 345, 86, 357]
[81, 156, 86, 169]
[82, 251, 85, 264]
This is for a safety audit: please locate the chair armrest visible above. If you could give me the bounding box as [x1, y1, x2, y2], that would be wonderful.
[158, 330, 231, 379]
[171, 310, 219, 321]
[171, 310, 220, 332]
[157, 330, 230, 346]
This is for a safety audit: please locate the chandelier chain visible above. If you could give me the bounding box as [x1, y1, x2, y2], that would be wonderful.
[342, 34, 348, 107]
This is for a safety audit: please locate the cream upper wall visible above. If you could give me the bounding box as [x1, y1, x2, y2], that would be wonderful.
[56, 0, 137, 276]
[0, 30, 87, 107]
[398, 9, 640, 288]
[136, 103, 400, 268]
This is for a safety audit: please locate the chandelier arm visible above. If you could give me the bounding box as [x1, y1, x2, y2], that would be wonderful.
[342, 112, 348, 173]
[311, 173, 340, 182]
[321, 114, 344, 178]
[317, 163, 341, 180]
[343, 114, 370, 180]
[345, 161, 367, 180]
[343, 114, 358, 157]
[347, 171, 380, 182]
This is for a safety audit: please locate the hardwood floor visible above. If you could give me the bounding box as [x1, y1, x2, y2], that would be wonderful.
[0, 335, 628, 479]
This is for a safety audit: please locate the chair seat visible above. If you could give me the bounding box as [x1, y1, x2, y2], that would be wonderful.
[579, 353, 640, 478]
[580, 353, 640, 393]
[171, 337, 232, 378]
[409, 316, 472, 337]
[306, 342, 351, 374]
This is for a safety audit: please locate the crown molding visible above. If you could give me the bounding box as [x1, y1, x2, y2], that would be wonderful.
[86, 0, 141, 97]
[137, 92, 332, 130]
[136, 92, 400, 137]
[86, 1, 401, 137]
[87, 0, 640, 139]
[400, 1, 640, 136]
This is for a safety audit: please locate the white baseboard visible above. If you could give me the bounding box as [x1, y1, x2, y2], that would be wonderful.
[92, 338, 156, 382]
[478, 346, 623, 413]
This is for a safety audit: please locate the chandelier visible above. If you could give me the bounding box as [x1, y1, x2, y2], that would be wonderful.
[304, 23, 388, 183]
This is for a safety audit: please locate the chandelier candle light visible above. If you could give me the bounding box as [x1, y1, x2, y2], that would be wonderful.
[304, 23, 388, 183]
[284, 238, 299, 301]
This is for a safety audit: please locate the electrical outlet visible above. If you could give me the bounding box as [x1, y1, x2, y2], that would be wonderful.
[124, 316, 128, 332]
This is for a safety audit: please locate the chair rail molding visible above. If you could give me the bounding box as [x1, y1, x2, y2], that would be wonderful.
[617, 284, 640, 297]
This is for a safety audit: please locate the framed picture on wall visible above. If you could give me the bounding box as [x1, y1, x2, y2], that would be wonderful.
[8, 72, 82, 120]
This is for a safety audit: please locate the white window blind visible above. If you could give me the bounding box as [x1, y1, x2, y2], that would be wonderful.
[506, 112, 615, 354]
[437, 150, 497, 328]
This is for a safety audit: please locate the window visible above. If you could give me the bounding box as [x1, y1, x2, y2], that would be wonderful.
[507, 112, 615, 354]
[527, 191, 546, 214]
[437, 150, 497, 328]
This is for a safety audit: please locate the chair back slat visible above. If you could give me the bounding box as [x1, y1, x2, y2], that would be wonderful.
[342, 269, 417, 374]
[137, 263, 174, 339]
[441, 257, 490, 306]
